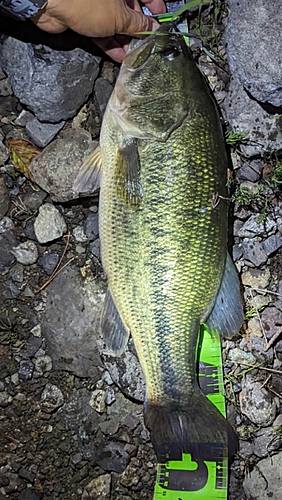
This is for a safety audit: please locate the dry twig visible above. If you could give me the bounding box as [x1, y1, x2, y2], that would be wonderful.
[36, 234, 74, 293]
[264, 329, 282, 352]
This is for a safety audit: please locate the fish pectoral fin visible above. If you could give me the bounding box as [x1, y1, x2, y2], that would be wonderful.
[101, 287, 130, 355]
[115, 138, 142, 208]
[206, 252, 244, 339]
[73, 145, 102, 194]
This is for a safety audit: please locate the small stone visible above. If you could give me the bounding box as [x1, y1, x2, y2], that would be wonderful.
[0, 79, 13, 96]
[84, 212, 99, 241]
[34, 204, 67, 243]
[11, 372, 19, 385]
[252, 426, 282, 458]
[82, 474, 111, 500]
[89, 389, 106, 414]
[34, 355, 52, 375]
[12, 241, 38, 265]
[0, 279, 21, 298]
[96, 442, 130, 473]
[26, 118, 65, 148]
[41, 383, 64, 413]
[99, 419, 119, 436]
[242, 238, 268, 267]
[73, 225, 88, 243]
[11, 263, 24, 283]
[90, 239, 100, 259]
[0, 229, 18, 274]
[18, 360, 34, 381]
[70, 453, 82, 465]
[262, 234, 282, 257]
[38, 252, 59, 274]
[19, 489, 40, 500]
[18, 467, 35, 484]
[239, 376, 276, 426]
[261, 307, 282, 339]
[102, 370, 114, 386]
[229, 348, 256, 365]
[94, 78, 113, 116]
[15, 110, 34, 127]
[0, 141, 9, 165]
[247, 335, 273, 364]
[237, 159, 263, 182]
[243, 451, 282, 499]
[26, 335, 42, 357]
[21, 191, 47, 211]
[30, 324, 41, 338]
[0, 391, 12, 407]
[104, 387, 115, 405]
[241, 268, 271, 289]
[0, 175, 10, 217]
[238, 215, 276, 238]
[75, 244, 86, 254]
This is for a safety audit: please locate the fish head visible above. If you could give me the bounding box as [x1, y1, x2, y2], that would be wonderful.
[109, 24, 198, 141]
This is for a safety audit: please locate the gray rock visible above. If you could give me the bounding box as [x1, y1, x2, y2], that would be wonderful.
[225, 0, 282, 107]
[0, 38, 100, 122]
[103, 345, 146, 402]
[41, 383, 64, 412]
[90, 239, 100, 260]
[262, 234, 282, 257]
[247, 336, 273, 365]
[0, 229, 18, 275]
[11, 263, 24, 283]
[21, 191, 47, 211]
[34, 203, 67, 243]
[34, 355, 52, 375]
[222, 77, 282, 157]
[26, 335, 42, 357]
[82, 475, 111, 500]
[89, 389, 106, 414]
[18, 360, 34, 381]
[26, 118, 65, 148]
[19, 489, 40, 500]
[242, 238, 268, 267]
[38, 252, 59, 275]
[15, 109, 34, 127]
[241, 268, 270, 289]
[29, 129, 95, 202]
[239, 376, 276, 426]
[0, 391, 12, 407]
[0, 279, 21, 299]
[94, 78, 113, 116]
[0, 78, 13, 96]
[12, 240, 38, 265]
[261, 307, 282, 340]
[238, 215, 276, 239]
[237, 159, 263, 183]
[73, 225, 88, 243]
[229, 348, 256, 365]
[0, 176, 9, 217]
[252, 426, 282, 458]
[43, 266, 105, 378]
[57, 388, 102, 459]
[0, 140, 9, 165]
[84, 212, 99, 241]
[96, 442, 130, 473]
[105, 387, 115, 405]
[243, 451, 282, 499]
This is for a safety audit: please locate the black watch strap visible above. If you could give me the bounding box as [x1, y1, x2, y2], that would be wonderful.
[0, 0, 48, 20]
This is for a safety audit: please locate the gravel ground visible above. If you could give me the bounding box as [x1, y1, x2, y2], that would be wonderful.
[1, 2, 282, 500]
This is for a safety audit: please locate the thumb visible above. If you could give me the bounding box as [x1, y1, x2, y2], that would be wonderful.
[117, 7, 159, 35]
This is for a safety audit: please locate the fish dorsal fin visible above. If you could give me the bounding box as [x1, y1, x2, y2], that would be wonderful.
[101, 287, 130, 355]
[73, 145, 102, 194]
[115, 139, 143, 208]
[206, 252, 244, 338]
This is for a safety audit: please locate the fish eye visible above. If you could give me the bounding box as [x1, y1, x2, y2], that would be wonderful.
[161, 45, 181, 61]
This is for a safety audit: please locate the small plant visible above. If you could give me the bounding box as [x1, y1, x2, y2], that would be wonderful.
[271, 162, 282, 187]
[225, 130, 249, 147]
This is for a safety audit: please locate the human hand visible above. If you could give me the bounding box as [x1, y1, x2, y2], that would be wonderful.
[32, 0, 166, 62]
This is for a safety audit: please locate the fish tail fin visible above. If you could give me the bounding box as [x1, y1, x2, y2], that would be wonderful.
[144, 391, 238, 462]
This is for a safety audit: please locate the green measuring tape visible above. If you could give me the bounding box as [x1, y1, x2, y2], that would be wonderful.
[152, 3, 229, 499]
[153, 325, 228, 499]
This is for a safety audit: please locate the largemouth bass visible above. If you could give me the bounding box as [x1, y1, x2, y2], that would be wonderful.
[74, 24, 243, 462]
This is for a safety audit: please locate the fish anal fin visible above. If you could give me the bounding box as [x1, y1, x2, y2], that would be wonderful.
[73, 145, 102, 194]
[206, 253, 244, 339]
[101, 287, 130, 355]
[115, 138, 142, 208]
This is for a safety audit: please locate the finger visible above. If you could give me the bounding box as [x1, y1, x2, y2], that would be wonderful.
[117, 6, 159, 35]
[142, 0, 166, 14]
[93, 36, 126, 63]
